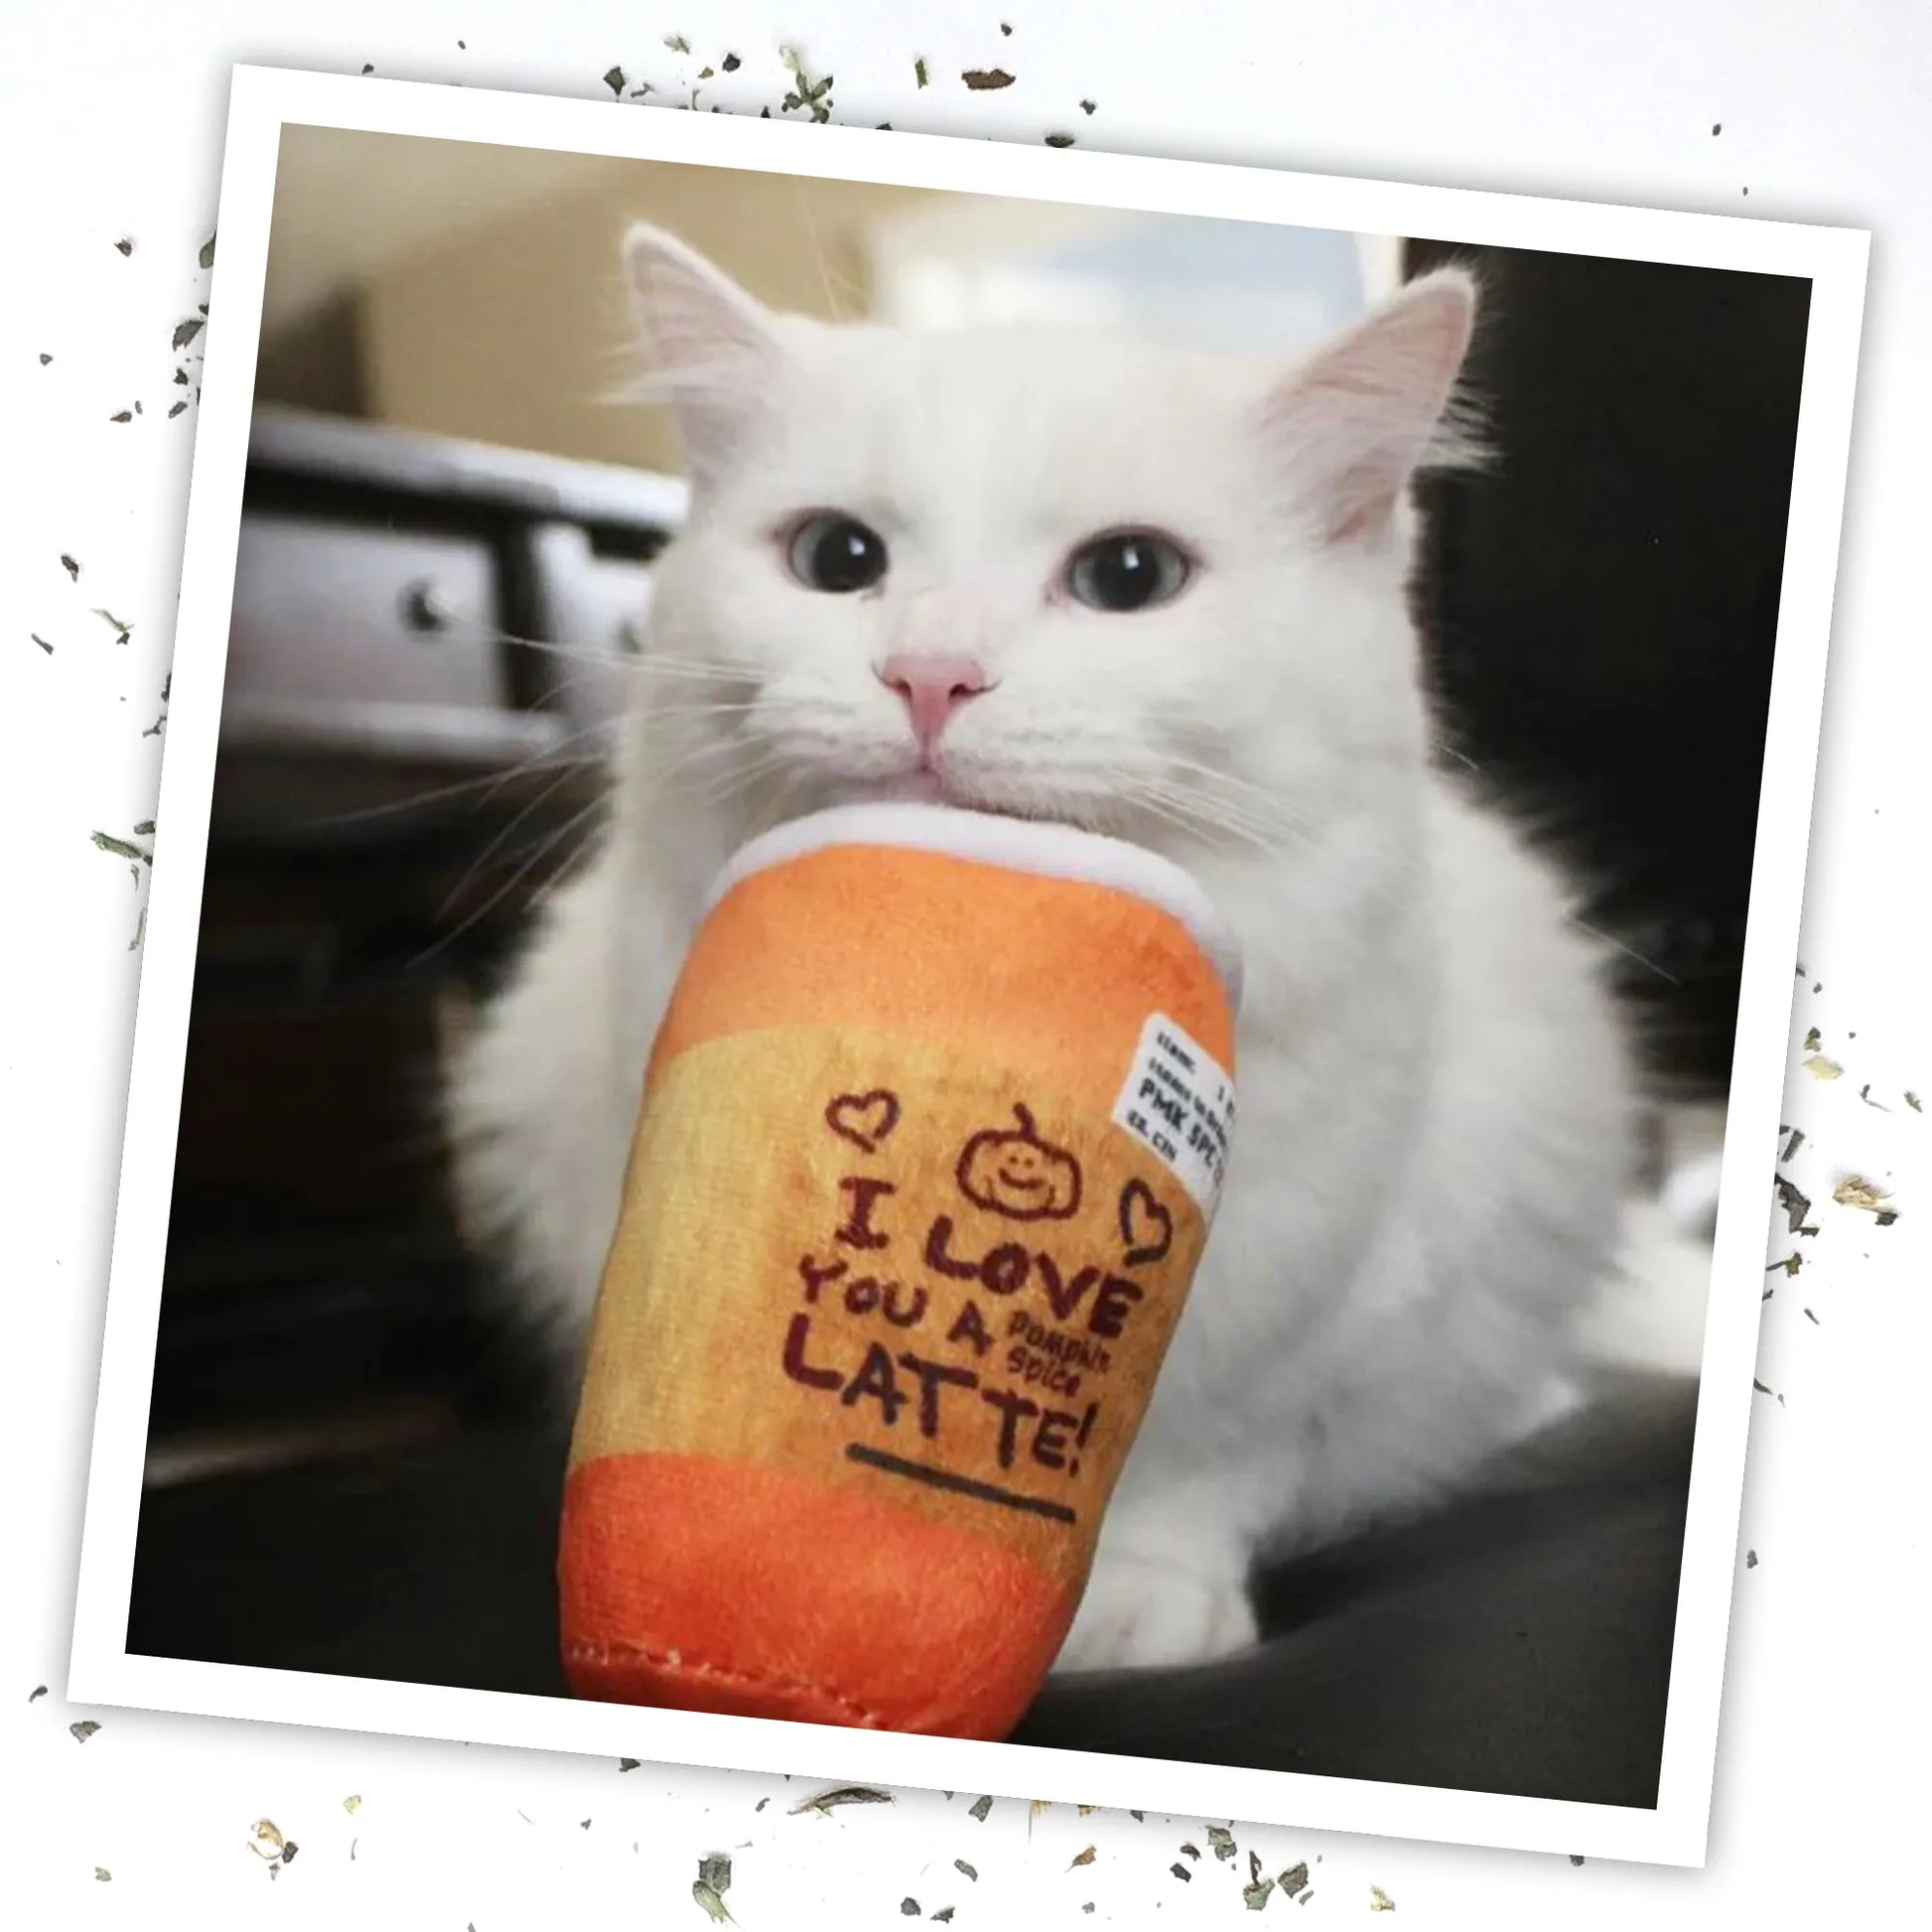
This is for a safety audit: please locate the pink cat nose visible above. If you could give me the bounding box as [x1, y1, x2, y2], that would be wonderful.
[877, 652, 990, 755]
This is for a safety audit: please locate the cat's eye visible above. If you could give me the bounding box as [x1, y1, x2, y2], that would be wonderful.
[784, 512, 890, 594]
[1064, 529, 1192, 613]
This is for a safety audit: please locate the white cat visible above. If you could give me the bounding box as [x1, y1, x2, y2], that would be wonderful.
[444, 224, 1644, 1674]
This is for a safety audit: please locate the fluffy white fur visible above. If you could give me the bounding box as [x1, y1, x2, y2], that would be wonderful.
[445, 225, 1650, 1673]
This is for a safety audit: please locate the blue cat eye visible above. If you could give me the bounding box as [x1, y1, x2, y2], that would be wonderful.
[785, 512, 890, 593]
[1065, 529, 1192, 613]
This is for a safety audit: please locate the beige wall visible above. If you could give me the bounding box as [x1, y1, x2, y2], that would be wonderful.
[262, 132, 938, 476]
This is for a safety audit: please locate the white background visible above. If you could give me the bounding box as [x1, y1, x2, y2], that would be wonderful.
[3, 2, 1927, 1925]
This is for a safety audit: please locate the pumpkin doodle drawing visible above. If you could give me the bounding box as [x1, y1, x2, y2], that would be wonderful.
[823, 1088, 901, 1154]
[955, 1103, 1083, 1221]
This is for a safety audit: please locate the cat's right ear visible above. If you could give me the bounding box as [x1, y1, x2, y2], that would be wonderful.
[622, 223, 782, 490]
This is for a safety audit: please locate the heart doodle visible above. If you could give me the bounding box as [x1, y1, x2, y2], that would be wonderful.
[1118, 1177, 1173, 1268]
[824, 1089, 901, 1155]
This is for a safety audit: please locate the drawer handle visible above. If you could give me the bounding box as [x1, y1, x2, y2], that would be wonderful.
[400, 578, 462, 633]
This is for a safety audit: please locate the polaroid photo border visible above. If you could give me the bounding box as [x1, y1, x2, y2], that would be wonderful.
[67, 62, 1868, 1868]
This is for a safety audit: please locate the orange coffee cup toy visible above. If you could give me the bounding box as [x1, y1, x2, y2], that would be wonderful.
[559, 802, 1242, 1740]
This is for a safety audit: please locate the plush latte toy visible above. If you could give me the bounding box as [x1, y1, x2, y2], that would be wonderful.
[558, 802, 1242, 1739]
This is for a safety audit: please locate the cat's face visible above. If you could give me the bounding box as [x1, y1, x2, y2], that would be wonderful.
[623, 224, 1475, 857]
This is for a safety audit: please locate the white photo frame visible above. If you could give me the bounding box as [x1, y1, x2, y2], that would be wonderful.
[68, 63, 1868, 1870]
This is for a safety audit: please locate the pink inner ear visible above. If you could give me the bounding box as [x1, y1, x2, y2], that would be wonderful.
[1266, 275, 1476, 546]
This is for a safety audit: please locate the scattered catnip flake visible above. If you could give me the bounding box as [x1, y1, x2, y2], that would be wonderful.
[1244, 1877, 1276, 1909]
[40, 351, 52, 363]
[1279, 1863, 1310, 1896]
[33, 633, 54, 654]
[1207, 1827, 1237, 1862]
[692, 1880, 732, 1922]
[630, 85, 655, 97]
[1713, 123, 1722, 135]
[963, 69, 1016, 89]
[969, 1795, 993, 1821]
[94, 608, 132, 641]
[1775, 1176, 1811, 1231]
[1833, 1175, 1892, 1213]
[70, 1720, 100, 1742]
[723, 53, 741, 71]
[1030, 1800, 1050, 1828]
[361, 63, 374, 73]
[698, 66, 714, 78]
[174, 367, 189, 383]
[201, 232, 216, 269]
[1905, 1090, 1923, 1112]
[899, 1900, 920, 1917]
[1080, 98, 1097, 113]
[789, 1784, 893, 1815]
[91, 831, 149, 864]
[134, 400, 143, 414]
[665, 35, 691, 53]
[30, 1685, 48, 1701]
[1172, 1863, 1193, 1881]
[115, 237, 132, 255]
[932, 1911, 954, 1925]
[1069, 1846, 1096, 1868]
[168, 400, 188, 418]
[914, 57, 929, 86]
[95, 1867, 111, 1882]
[110, 410, 132, 423]
[129, 904, 147, 951]
[61, 552, 79, 580]
[1370, 1885, 1396, 1911]
[1083, 1909, 1095, 1917]
[698, 1853, 733, 1894]
[1804, 1305, 1821, 1323]
[1044, 132, 1075, 146]
[619, 1758, 640, 1772]
[1179, 1842, 1201, 1860]
[955, 1860, 978, 1880]
[603, 65, 626, 95]
[581, 1819, 592, 1830]
[343, 1796, 361, 1813]
[281, 1844, 299, 1864]
[1130, 1811, 1144, 1823]
[1077, 1806, 1097, 1817]
[1768, 1252, 1803, 1277]
[142, 714, 165, 737]
[1803, 1027, 1822, 1050]
[1746, 1550, 1759, 1568]
[1781, 1127, 1805, 1162]
[250, 1820, 286, 1859]
[172, 318, 205, 350]
[1002, 20, 1014, 31]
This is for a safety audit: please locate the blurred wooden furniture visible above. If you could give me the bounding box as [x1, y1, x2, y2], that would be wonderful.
[153, 409, 684, 1455]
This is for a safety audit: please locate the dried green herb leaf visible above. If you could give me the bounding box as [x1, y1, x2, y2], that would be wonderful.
[361, 64, 374, 74]
[168, 400, 188, 418]
[692, 1880, 732, 1922]
[1130, 1811, 1144, 1822]
[343, 1796, 361, 1813]
[603, 65, 626, 95]
[899, 1901, 920, 1917]
[1080, 98, 1097, 113]
[1781, 1126, 1804, 1162]
[1767, 1252, 1802, 1277]
[932, 1912, 955, 1925]
[630, 85, 655, 97]
[1807, 1049, 1844, 1078]
[665, 35, 691, 53]
[91, 831, 149, 864]
[1279, 1863, 1310, 1896]
[95, 1868, 111, 1882]
[698, 1853, 733, 1894]
[1903, 1089, 1923, 1111]
[969, 1795, 993, 1821]
[1030, 1801, 1050, 1827]
[61, 552, 79, 580]
[40, 350, 52, 363]
[1370, 1886, 1396, 1911]
[1207, 1827, 1237, 1862]
[790, 1784, 893, 1815]
[110, 410, 132, 423]
[93, 608, 132, 641]
[1044, 132, 1075, 146]
[115, 237, 133, 255]
[1804, 1027, 1822, 1050]
[1244, 1877, 1276, 1909]
[250, 1820, 286, 1857]
[1775, 1176, 1811, 1231]
[70, 1720, 100, 1742]
[1002, 19, 1013, 31]
[175, 368, 190, 383]
[963, 69, 1016, 89]
[1172, 1863, 1193, 1881]
[129, 903, 147, 951]
[1069, 1846, 1096, 1868]
[173, 318, 205, 350]
[698, 66, 714, 78]
[201, 233, 216, 269]
[1179, 1843, 1200, 1860]
[723, 54, 741, 71]
[29, 1685, 48, 1701]
[1833, 1175, 1891, 1213]
[955, 1860, 977, 1880]
[32, 633, 53, 654]
[915, 58, 929, 86]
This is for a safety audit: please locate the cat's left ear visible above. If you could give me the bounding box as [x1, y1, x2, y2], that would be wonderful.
[1260, 268, 1480, 547]
[622, 222, 784, 489]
